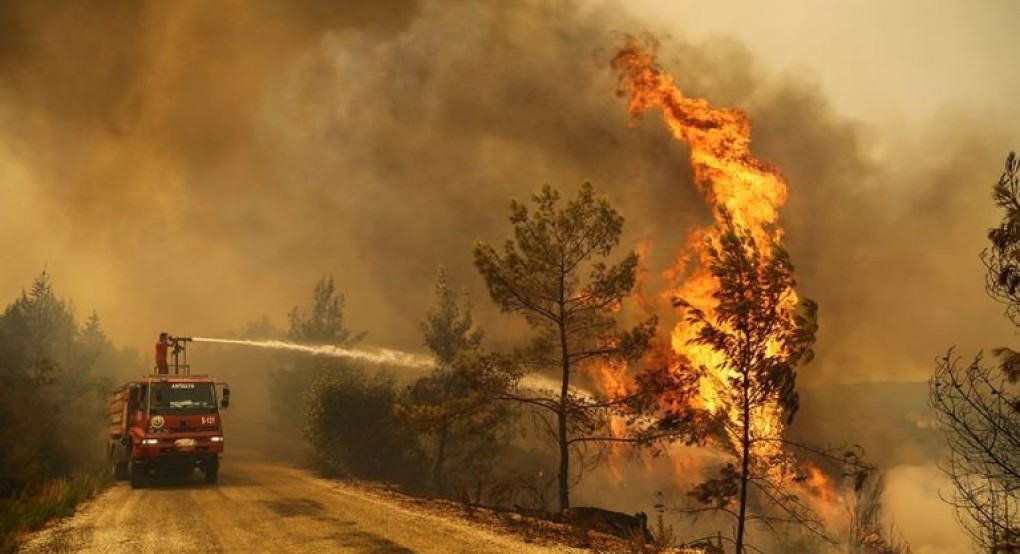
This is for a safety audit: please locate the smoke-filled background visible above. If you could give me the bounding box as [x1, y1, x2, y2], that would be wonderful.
[1, 1, 1017, 551]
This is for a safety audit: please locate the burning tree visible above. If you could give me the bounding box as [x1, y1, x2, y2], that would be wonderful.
[608, 40, 865, 552]
[931, 151, 1020, 552]
[678, 212, 819, 553]
[473, 182, 656, 512]
[396, 267, 515, 497]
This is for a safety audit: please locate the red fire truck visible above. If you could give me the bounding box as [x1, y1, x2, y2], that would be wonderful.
[107, 336, 230, 488]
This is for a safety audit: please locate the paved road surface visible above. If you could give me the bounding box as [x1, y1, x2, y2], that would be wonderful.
[20, 454, 574, 553]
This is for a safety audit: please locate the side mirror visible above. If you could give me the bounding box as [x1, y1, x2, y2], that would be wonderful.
[220, 386, 230, 409]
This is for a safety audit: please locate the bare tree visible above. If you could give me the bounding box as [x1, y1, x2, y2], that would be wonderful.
[845, 472, 912, 554]
[931, 352, 1020, 552]
[931, 151, 1020, 552]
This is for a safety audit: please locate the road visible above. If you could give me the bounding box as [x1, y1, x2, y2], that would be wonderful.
[19, 454, 575, 553]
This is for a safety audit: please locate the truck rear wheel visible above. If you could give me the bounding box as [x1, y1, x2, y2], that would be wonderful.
[129, 461, 146, 489]
[111, 459, 128, 481]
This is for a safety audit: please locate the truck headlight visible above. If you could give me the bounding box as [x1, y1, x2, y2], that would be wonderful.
[141, 438, 159, 446]
[210, 436, 224, 443]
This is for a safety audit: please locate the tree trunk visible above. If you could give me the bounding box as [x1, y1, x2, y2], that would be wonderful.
[558, 399, 569, 512]
[735, 369, 752, 554]
[433, 424, 448, 497]
[557, 273, 571, 513]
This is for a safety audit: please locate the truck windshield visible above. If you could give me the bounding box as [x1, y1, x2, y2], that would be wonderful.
[149, 382, 216, 414]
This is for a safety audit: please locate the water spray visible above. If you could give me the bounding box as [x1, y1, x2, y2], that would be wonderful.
[190, 337, 579, 397]
[191, 337, 434, 369]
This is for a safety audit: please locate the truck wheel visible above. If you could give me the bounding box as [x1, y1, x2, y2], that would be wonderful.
[112, 459, 128, 481]
[203, 462, 219, 484]
[129, 461, 146, 489]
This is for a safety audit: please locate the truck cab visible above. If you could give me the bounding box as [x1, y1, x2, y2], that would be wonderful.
[108, 337, 230, 488]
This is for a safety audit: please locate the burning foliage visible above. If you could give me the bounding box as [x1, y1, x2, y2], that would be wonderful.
[608, 39, 833, 549]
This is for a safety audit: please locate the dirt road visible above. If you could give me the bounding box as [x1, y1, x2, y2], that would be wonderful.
[19, 454, 576, 553]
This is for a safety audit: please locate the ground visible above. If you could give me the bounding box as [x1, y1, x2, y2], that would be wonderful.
[17, 452, 651, 553]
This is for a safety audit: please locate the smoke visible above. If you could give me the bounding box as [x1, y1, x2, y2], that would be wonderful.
[882, 464, 971, 554]
[0, 0, 1011, 388]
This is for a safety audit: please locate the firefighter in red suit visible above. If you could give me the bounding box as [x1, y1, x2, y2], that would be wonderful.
[155, 332, 172, 374]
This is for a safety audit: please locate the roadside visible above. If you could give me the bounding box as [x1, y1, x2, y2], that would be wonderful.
[1, 471, 107, 553]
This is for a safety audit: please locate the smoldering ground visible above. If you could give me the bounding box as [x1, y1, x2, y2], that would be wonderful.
[0, 1, 1015, 550]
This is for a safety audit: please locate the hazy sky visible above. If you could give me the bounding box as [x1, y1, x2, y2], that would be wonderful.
[631, 0, 1020, 123]
[0, 0, 1016, 387]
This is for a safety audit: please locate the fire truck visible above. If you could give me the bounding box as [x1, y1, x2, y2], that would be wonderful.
[107, 336, 230, 488]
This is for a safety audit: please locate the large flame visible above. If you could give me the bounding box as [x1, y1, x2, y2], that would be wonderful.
[602, 40, 850, 524]
[611, 40, 794, 458]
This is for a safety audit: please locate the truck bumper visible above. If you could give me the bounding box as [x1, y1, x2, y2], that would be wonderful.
[130, 452, 219, 477]
[134, 441, 223, 459]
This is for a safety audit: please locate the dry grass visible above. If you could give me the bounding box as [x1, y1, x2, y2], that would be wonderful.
[0, 472, 108, 553]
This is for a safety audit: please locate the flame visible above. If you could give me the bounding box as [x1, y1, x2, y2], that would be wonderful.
[794, 461, 844, 526]
[803, 463, 837, 505]
[611, 39, 795, 456]
[606, 39, 814, 499]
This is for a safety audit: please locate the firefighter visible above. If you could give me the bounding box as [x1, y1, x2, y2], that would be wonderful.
[155, 332, 172, 374]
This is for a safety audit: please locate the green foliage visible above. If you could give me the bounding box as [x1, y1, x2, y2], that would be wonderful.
[0, 271, 121, 498]
[397, 267, 515, 497]
[420, 267, 483, 365]
[0, 271, 128, 549]
[304, 368, 425, 488]
[288, 276, 366, 345]
[270, 276, 365, 446]
[473, 182, 655, 511]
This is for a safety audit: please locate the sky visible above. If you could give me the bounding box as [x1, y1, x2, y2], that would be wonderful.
[0, 0, 1016, 385]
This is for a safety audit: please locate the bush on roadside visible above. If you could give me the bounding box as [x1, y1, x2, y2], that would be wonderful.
[304, 367, 426, 490]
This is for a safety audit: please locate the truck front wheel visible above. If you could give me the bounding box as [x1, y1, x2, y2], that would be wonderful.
[110, 445, 128, 481]
[203, 460, 219, 484]
[129, 460, 146, 489]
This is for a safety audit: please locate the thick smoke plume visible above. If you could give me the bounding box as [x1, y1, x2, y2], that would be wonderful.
[0, 0, 1012, 386]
